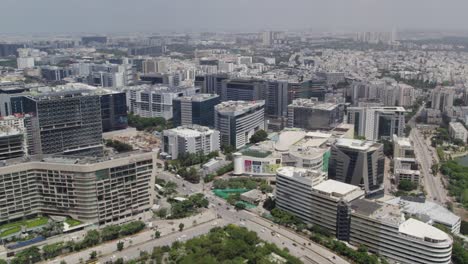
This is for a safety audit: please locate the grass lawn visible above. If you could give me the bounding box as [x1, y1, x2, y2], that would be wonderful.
[25, 217, 49, 228]
[0, 226, 21, 237]
[65, 218, 82, 227]
[0, 221, 24, 231]
[0, 216, 49, 236]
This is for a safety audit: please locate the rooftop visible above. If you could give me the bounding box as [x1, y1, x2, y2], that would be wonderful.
[163, 125, 216, 138]
[274, 130, 306, 152]
[313, 180, 364, 201]
[174, 93, 219, 102]
[399, 218, 451, 242]
[394, 136, 412, 148]
[289, 98, 340, 111]
[215, 100, 265, 115]
[351, 199, 404, 226]
[386, 197, 460, 227]
[0, 150, 153, 167]
[335, 138, 379, 151]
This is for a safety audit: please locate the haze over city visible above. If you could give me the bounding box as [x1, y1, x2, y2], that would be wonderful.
[2, 0, 468, 33]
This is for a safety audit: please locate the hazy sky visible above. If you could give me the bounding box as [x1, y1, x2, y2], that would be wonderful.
[2, 0, 468, 34]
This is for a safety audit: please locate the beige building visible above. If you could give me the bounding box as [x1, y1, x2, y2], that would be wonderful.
[0, 151, 156, 225]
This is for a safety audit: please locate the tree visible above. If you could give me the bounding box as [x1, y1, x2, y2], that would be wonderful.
[101, 225, 121, 241]
[89, 251, 97, 260]
[260, 183, 273, 193]
[249, 130, 268, 144]
[11, 246, 41, 264]
[235, 202, 246, 211]
[117, 241, 124, 251]
[120, 221, 146, 236]
[82, 230, 100, 248]
[179, 223, 185, 231]
[42, 242, 65, 259]
[155, 230, 161, 238]
[105, 139, 133, 152]
[398, 179, 416, 192]
[156, 207, 168, 219]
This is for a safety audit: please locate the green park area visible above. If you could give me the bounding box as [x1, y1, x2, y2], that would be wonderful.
[0, 216, 49, 238]
[65, 218, 82, 227]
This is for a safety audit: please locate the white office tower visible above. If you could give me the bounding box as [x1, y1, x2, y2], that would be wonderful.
[431, 87, 455, 113]
[215, 100, 265, 149]
[276, 167, 327, 225]
[347, 106, 406, 141]
[350, 199, 453, 264]
[449, 122, 468, 143]
[125, 84, 199, 119]
[162, 125, 220, 160]
[17, 57, 35, 69]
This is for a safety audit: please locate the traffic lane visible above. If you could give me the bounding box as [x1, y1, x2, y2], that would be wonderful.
[245, 218, 349, 264]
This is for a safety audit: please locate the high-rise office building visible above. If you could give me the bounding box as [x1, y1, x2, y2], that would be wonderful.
[328, 138, 385, 196]
[347, 106, 406, 141]
[11, 92, 103, 156]
[221, 79, 266, 101]
[288, 98, 344, 131]
[266, 80, 289, 119]
[0, 152, 156, 225]
[173, 94, 220, 127]
[100, 92, 128, 132]
[431, 87, 455, 113]
[215, 100, 265, 149]
[162, 125, 220, 160]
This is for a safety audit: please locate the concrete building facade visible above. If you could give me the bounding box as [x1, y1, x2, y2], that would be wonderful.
[215, 100, 265, 149]
[162, 125, 220, 160]
[0, 152, 156, 225]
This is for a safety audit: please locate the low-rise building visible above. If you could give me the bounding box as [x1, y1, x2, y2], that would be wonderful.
[393, 135, 414, 158]
[162, 125, 220, 160]
[240, 189, 263, 204]
[448, 122, 468, 143]
[394, 157, 420, 185]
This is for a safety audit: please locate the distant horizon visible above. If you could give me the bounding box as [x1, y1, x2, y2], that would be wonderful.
[2, 0, 468, 35]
